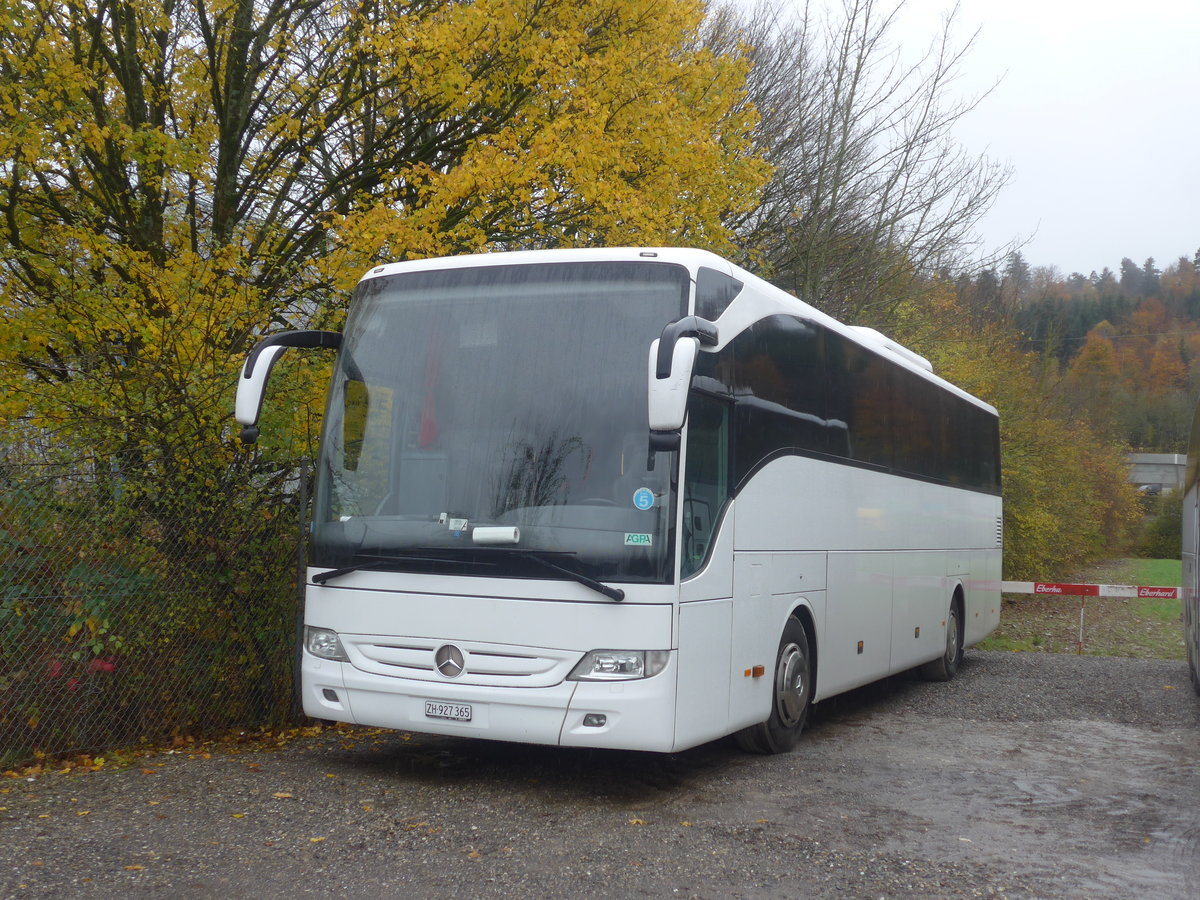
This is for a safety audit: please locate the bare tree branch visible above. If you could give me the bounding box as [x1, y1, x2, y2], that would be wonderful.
[708, 0, 1014, 324]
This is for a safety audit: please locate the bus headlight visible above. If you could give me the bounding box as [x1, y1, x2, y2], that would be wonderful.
[305, 626, 349, 662]
[568, 650, 670, 681]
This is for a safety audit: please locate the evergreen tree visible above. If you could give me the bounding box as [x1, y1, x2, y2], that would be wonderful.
[1142, 257, 1161, 296]
[1092, 267, 1119, 295]
[1119, 257, 1142, 296]
[1003, 251, 1032, 305]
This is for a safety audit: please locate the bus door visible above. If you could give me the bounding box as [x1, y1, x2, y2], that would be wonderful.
[675, 394, 735, 748]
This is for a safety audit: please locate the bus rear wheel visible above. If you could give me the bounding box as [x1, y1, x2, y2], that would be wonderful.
[736, 615, 812, 754]
[920, 597, 963, 682]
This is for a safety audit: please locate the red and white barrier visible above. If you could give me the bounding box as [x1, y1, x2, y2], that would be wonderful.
[1001, 581, 1179, 599]
[999, 581, 1181, 654]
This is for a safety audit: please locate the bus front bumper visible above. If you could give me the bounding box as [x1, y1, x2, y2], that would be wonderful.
[301, 652, 680, 752]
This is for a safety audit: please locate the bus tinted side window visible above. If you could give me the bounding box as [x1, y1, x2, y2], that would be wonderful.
[728, 316, 829, 487]
[695, 267, 743, 321]
[891, 367, 943, 479]
[692, 315, 1000, 495]
[828, 334, 892, 469]
[949, 394, 1002, 491]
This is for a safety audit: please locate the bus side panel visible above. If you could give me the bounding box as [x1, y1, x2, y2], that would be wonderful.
[732, 456, 999, 700]
[727, 552, 826, 732]
[823, 551, 894, 696]
[965, 549, 1002, 646]
[892, 551, 955, 671]
[733, 457, 997, 555]
[674, 598, 733, 750]
[1183, 478, 1199, 682]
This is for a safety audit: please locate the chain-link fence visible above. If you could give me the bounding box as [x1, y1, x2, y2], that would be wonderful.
[1, 458, 307, 766]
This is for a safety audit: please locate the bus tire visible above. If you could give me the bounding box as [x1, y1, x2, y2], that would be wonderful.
[920, 595, 963, 682]
[735, 615, 812, 754]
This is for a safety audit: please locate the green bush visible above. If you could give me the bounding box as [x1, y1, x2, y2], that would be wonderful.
[1138, 488, 1183, 559]
[1, 466, 303, 762]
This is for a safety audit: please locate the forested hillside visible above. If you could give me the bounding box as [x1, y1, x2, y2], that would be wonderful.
[955, 253, 1200, 451]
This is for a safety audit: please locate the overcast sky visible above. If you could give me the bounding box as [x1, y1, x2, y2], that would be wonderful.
[760, 0, 1200, 277]
[896, 0, 1199, 275]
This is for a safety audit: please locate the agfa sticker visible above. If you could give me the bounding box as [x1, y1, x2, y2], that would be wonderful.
[624, 533, 654, 546]
[632, 488, 655, 510]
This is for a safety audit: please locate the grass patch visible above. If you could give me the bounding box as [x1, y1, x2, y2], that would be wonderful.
[1095, 558, 1181, 588]
[1135, 594, 1183, 623]
[977, 558, 1185, 660]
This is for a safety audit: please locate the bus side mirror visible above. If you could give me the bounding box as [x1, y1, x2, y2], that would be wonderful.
[236, 330, 343, 444]
[647, 316, 718, 444]
[647, 337, 698, 437]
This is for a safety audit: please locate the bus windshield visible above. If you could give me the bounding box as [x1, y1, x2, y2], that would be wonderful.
[311, 260, 689, 586]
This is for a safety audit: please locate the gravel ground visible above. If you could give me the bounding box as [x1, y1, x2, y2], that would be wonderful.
[2, 651, 1199, 899]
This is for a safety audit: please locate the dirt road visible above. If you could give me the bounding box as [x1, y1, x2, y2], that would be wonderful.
[3, 651, 1199, 898]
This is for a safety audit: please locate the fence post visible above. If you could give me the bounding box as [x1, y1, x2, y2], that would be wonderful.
[1077, 595, 1085, 655]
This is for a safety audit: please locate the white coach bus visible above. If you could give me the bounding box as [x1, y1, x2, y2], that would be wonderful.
[1181, 407, 1200, 694]
[236, 248, 1002, 753]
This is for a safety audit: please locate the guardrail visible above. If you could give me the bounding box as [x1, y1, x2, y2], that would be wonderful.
[1000, 581, 1181, 654]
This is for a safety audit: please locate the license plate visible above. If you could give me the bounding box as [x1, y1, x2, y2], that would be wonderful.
[424, 700, 472, 722]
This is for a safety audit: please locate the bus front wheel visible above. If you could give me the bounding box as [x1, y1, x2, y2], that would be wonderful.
[736, 615, 812, 754]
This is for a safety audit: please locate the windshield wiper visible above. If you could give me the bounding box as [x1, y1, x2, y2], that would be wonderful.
[312, 549, 624, 602]
[311, 553, 493, 585]
[510, 551, 625, 602]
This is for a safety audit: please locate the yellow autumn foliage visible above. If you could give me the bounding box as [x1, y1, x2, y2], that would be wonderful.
[0, 0, 768, 476]
[895, 281, 1140, 580]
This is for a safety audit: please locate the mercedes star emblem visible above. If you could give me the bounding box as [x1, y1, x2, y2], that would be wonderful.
[434, 644, 465, 678]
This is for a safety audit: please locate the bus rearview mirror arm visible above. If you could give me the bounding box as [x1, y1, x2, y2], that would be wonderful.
[236, 330, 343, 444]
[655, 316, 718, 379]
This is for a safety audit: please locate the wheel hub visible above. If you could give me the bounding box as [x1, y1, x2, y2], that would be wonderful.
[946, 609, 960, 663]
[775, 642, 809, 727]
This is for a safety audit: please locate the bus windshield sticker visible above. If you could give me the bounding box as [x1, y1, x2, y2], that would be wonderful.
[632, 488, 655, 510]
[624, 533, 654, 546]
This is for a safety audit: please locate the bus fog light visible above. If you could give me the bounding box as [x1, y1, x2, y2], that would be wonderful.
[305, 626, 349, 662]
[582, 714, 607, 727]
[568, 650, 669, 681]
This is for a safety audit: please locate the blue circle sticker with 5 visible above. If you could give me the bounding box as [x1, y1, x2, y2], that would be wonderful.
[632, 488, 655, 511]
